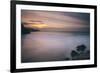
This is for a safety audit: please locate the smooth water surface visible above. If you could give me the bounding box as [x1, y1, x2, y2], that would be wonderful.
[21, 32, 90, 62]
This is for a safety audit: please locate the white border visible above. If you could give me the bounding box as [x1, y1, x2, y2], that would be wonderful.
[16, 4, 95, 69]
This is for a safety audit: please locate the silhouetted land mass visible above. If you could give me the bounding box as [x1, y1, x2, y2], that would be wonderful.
[21, 23, 39, 35]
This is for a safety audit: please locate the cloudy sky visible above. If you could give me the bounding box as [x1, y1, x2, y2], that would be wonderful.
[21, 10, 90, 32]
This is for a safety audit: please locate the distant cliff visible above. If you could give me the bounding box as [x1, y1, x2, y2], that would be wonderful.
[21, 23, 39, 35]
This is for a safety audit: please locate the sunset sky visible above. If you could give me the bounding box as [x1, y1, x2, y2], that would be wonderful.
[21, 10, 90, 32]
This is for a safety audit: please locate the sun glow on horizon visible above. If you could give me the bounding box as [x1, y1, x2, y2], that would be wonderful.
[32, 24, 48, 28]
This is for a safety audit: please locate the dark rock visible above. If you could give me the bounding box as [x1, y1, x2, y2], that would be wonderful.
[71, 50, 79, 58]
[70, 45, 90, 60]
[76, 44, 86, 52]
[65, 57, 70, 60]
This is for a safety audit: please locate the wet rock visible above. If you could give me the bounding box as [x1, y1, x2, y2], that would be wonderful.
[71, 50, 79, 58]
[65, 57, 70, 60]
[76, 44, 86, 53]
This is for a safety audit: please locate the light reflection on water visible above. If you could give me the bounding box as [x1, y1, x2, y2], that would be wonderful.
[21, 32, 90, 62]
